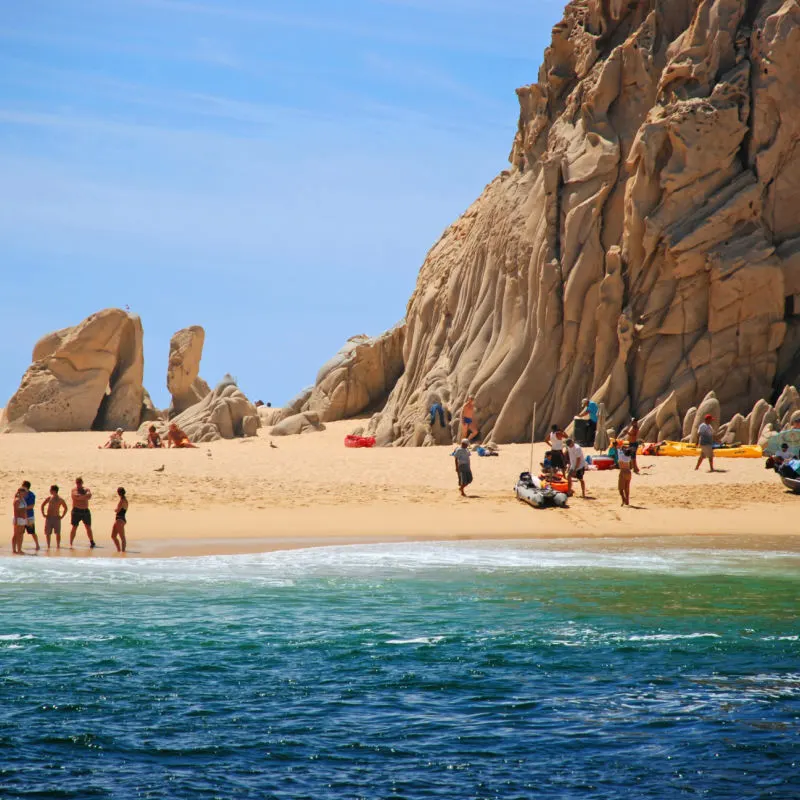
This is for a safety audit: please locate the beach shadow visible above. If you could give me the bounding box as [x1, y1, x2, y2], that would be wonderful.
[709, 469, 729, 474]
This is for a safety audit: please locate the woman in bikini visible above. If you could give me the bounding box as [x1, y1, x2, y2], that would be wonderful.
[167, 423, 197, 449]
[618, 447, 633, 507]
[12, 488, 28, 554]
[111, 487, 128, 553]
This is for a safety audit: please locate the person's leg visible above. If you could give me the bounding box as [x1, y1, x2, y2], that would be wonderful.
[437, 407, 445, 427]
[580, 477, 587, 498]
[695, 455, 704, 471]
[70, 524, 78, 546]
[84, 521, 96, 547]
[119, 524, 126, 553]
[29, 528, 40, 551]
[567, 471, 574, 496]
[44, 523, 51, 550]
[55, 521, 61, 549]
[111, 522, 121, 552]
[618, 472, 625, 505]
[709, 451, 715, 473]
[623, 473, 631, 506]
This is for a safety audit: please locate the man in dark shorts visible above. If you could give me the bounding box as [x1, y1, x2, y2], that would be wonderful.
[546, 424, 567, 471]
[70, 477, 97, 548]
[21, 480, 40, 551]
[453, 438, 473, 497]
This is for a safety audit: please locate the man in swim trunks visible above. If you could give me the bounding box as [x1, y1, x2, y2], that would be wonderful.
[41, 484, 68, 549]
[461, 397, 477, 442]
[21, 480, 40, 550]
[454, 438, 473, 497]
[70, 477, 96, 548]
[566, 438, 588, 499]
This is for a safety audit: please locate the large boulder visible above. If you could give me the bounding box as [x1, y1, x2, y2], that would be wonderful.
[271, 411, 326, 437]
[360, 0, 800, 444]
[3, 308, 144, 431]
[303, 324, 405, 422]
[167, 326, 210, 417]
[142, 377, 258, 443]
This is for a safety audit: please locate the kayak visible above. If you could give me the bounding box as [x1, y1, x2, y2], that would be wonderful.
[655, 441, 762, 458]
[344, 435, 376, 448]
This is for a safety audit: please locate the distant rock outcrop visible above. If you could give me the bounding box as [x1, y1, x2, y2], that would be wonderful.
[302, 324, 405, 422]
[3, 309, 144, 431]
[271, 411, 326, 437]
[140, 376, 258, 443]
[365, 0, 800, 445]
[167, 326, 210, 417]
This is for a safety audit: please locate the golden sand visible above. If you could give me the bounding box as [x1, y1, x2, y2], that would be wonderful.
[1, 420, 796, 558]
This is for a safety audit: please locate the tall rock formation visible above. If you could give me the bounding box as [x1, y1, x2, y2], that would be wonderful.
[167, 326, 210, 417]
[3, 309, 145, 431]
[302, 325, 405, 423]
[371, 0, 800, 445]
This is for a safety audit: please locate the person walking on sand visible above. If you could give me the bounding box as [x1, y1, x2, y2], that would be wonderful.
[454, 438, 473, 497]
[461, 397, 477, 442]
[21, 480, 40, 551]
[12, 488, 28, 554]
[695, 414, 716, 473]
[547, 424, 567, 472]
[618, 447, 633, 507]
[566, 438, 588, 499]
[111, 487, 128, 553]
[41, 485, 67, 549]
[69, 477, 96, 548]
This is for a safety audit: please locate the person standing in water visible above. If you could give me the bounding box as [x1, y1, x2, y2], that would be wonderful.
[618, 447, 633, 507]
[111, 487, 128, 553]
[453, 438, 473, 497]
[70, 477, 96, 548]
[21, 481, 40, 551]
[41, 485, 67, 549]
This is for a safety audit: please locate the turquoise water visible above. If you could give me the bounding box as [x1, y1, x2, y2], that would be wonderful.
[1, 539, 798, 799]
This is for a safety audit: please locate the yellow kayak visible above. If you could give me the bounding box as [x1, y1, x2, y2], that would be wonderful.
[655, 441, 762, 458]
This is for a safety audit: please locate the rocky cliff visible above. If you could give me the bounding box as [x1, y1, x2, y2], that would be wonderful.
[370, 0, 800, 446]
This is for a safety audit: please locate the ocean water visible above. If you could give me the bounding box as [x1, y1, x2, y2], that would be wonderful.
[1, 539, 798, 800]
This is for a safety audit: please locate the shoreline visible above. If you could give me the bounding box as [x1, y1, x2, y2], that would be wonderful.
[1, 421, 797, 560]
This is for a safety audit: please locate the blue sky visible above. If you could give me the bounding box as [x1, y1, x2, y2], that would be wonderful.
[0, 0, 563, 409]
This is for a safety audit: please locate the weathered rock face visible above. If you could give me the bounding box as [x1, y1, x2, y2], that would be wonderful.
[4, 309, 144, 431]
[370, 0, 800, 445]
[167, 326, 210, 417]
[303, 325, 405, 422]
[140, 377, 259, 443]
[271, 411, 326, 437]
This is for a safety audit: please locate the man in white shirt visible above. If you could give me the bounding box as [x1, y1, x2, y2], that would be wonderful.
[546, 424, 567, 471]
[565, 438, 587, 498]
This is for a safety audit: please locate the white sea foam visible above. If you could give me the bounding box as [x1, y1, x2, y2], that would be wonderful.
[0, 540, 798, 586]
[385, 636, 445, 645]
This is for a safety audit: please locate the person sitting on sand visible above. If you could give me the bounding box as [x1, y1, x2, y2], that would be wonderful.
[695, 414, 716, 473]
[453, 438, 473, 497]
[167, 423, 196, 449]
[618, 447, 633, 507]
[461, 397, 477, 442]
[566, 438, 587, 499]
[12, 488, 28, 555]
[100, 428, 128, 450]
[111, 487, 128, 553]
[41, 485, 67, 549]
[147, 425, 163, 448]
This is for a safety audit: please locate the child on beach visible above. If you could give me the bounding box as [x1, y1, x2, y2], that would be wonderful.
[111, 487, 128, 553]
[41, 485, 67, 549]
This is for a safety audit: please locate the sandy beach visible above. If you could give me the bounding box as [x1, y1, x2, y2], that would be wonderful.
[0, 420, 795, 558]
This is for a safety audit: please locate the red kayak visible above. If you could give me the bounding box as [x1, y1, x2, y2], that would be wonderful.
[344, 435, 376, 449]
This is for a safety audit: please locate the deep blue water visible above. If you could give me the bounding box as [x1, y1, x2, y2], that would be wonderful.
[1, 540, 798, 799]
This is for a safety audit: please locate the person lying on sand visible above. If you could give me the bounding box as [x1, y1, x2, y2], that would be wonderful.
[167, 423, 196, 449]
[99, 428, 128, 449]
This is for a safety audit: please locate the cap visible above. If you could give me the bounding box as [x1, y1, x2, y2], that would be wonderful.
[704, 414, 713, 421]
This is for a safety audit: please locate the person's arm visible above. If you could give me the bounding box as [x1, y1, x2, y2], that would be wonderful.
[41, 498, 48, 517]
[59, 499, 68, 519]
[84, 488, 92, 500]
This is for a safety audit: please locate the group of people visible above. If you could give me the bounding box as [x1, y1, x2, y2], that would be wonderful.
[11, 477, 129, 555]
[99, 423, 196, 450]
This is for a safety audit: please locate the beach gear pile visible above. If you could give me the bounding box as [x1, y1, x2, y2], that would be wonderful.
[344, 435, 376, 448]
[514, 472, 568, 509]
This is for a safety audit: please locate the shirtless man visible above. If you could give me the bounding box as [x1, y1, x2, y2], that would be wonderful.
[41, 485, 68, 549]
[69, 477, 96, 548]
[461, 397, 477, 442]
